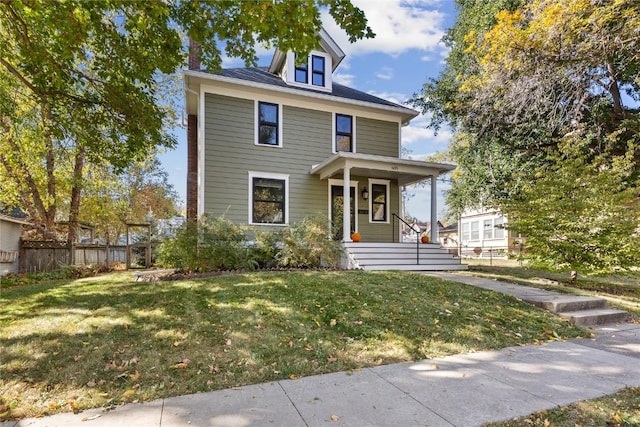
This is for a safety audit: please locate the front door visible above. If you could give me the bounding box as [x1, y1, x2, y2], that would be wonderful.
[331, 185, 356, 240]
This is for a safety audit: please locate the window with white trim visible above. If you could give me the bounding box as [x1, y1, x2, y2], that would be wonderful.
[286, 51, 332, 91]
[369, 179, 390, 223]
[335, 114, 353, 152]
[461, 222, 470, 241]
[249, 172, 289, 225]
[470, 221, 480, 240]
[494, 216, 505, 239]
[255, 101, 282, 147]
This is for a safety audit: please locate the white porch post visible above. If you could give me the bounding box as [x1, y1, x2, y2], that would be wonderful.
[343, 165, 352, 242]
[430, 175, 438, 243]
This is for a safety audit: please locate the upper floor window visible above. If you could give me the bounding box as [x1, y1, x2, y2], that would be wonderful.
[285, 51, 332, 92]
[311, 55, 325, 86]
[294, 55, 308, 84]
[335, 114, 353, 152]
[255, 101, 282, 147]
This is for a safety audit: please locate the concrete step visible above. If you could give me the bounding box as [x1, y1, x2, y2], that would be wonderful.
[363, 264, 468, 271]
[559, 308, 628, 327]
[526, 295, 608, 313]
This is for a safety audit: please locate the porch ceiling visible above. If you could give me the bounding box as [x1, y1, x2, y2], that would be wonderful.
[310, 152, 456, 186]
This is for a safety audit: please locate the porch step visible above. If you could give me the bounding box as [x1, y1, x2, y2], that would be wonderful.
[559, 308, 629, 326]
[526, 295, 607, 313]
[364, 264, 469, 271]
[343, 242, 467, 272]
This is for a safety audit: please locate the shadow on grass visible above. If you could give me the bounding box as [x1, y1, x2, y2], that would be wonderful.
[0, 271, 587, 420]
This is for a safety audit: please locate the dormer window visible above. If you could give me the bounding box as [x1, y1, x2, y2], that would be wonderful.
[294, 55, 308, 84]
[311, 55, 325, 86]
[284, 51, 332, 92]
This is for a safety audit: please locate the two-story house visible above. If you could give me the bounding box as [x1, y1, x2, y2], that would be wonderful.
[459, 208, 525, 259]
[183, 29, 464, 270]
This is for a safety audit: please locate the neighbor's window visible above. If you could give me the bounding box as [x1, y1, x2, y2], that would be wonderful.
[257, 102, 279, 146]
[251, 176, 287, 224]
[461, 222, 470, 241]
[494, 216, 505, 239]
[335, 114, 353, 152]
[470, 221, 480, 240]
[311, 55, 325, 86]
[483, 219, 493, 239]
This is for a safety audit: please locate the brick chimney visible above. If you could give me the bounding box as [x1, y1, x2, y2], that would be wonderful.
[186, 39, 200, 222]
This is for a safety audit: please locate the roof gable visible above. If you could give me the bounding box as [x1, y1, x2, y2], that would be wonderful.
[268, 28, 345, 75]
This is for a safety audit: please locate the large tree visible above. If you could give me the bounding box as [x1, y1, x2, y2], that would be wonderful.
[0, 0, 373, 241]
[412, 0, 640, 271]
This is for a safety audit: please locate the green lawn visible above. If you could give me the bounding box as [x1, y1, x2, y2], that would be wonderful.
[0, 270, 587, 420]
[462, 266, 640, 321]
[486, 386, 640, 427]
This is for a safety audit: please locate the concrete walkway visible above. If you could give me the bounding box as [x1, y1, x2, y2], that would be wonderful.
[4, 276, 640, 427]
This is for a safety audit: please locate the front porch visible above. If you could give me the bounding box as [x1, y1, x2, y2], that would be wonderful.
[343, 241, 467, 271]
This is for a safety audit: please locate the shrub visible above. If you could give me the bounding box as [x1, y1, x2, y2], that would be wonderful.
[277, 214, 342, 268]
[157, 217, 257, 272]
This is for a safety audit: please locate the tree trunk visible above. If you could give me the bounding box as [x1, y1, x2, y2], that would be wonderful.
[67, 145, 86, 244]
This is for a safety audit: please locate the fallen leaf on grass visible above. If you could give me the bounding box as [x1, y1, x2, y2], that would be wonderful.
[327, 355, 337, 363]
[130, 370, 140, 381]
[122, 389, 136, 399]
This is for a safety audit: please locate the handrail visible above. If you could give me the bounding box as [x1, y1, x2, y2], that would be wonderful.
[391, 213, 420, 264]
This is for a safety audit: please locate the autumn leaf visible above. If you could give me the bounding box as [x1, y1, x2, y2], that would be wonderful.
[327, 355, 337, 363]
[122, 389, 136, 399]
[130, 370, 140, 381]
[330, 414, 340, 422]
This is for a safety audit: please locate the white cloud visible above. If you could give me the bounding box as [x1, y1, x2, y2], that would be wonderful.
[376, 67, 394, 80]
[402, 114, 452, 147]
[334, 73, 356, 86]
[322, 0, 446, 57]
[366, 90, 409, 106]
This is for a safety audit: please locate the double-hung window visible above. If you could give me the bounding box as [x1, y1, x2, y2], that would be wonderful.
[294, 55, 308, 84]
[249, 172, 288, 225]
[256, 101, 281, 147]
[311, 55, 325, 86]
[335, 114, 353, 152]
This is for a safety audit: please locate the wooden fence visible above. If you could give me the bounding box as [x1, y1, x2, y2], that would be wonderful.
[19, 241, 128, 273]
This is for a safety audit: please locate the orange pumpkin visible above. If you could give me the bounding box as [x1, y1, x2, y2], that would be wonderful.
[421, 235, 430, 244]
[351, 232, 361, 242]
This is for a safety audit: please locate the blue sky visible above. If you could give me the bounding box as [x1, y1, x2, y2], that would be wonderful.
[159, 0, 458, 222]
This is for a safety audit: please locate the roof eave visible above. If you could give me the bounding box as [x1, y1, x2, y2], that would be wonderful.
[183, 69, 419, 122]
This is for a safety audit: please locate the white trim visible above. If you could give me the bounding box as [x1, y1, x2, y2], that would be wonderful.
[254, 100, 283, 148]
[185, 70, 418, 123]
[333, 113, 356, 154]
[328, 178, 359, 233]
[198, 85, 205, 218]
[285, 51, 332, 92]
[368, 178, 390, 224]
[248, 171, 290, 226]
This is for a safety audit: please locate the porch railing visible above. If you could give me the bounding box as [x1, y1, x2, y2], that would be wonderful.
[391, 213, 420, 265]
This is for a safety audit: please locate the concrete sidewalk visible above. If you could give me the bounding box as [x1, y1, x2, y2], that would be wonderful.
[4, 276, 640, 427]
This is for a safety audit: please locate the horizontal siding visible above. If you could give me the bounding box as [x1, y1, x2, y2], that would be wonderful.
[203, 95, 331, 224]
[356, 117, 399, 157]
[355, 176, 400, 243]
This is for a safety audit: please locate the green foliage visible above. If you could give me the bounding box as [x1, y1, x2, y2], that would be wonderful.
[0, 0, 372, 238]
[505, 138, 640, 272]
[278, 214, 342, 268]
[157, 215, 342, 271]
[157, 217, 256, 272]
[412, 0, 640, 272]
[0, 264, 106, 289]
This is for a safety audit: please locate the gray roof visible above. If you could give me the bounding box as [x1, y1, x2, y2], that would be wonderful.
[205, 66, 416, 113]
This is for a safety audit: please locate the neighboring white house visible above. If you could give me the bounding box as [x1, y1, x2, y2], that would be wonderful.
[0, 214, 30, 276]
[157, 216, 186, 239]
[459, 208, 524, 258]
